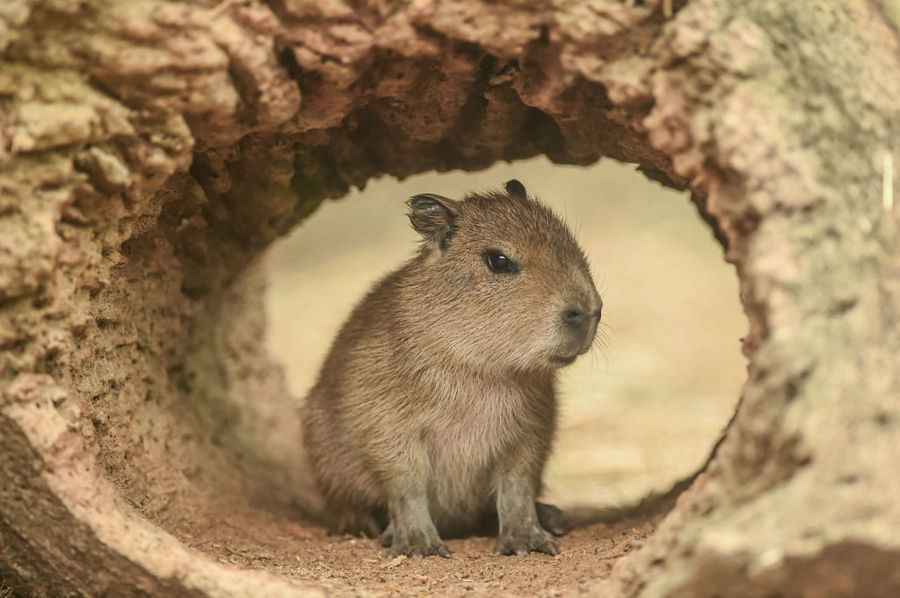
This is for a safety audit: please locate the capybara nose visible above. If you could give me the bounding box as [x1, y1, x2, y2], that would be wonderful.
[562, 300, 602, 353]
[562, 306, 588, 328]
[593, 295, 603, 321]
[563, 299, 602, 327]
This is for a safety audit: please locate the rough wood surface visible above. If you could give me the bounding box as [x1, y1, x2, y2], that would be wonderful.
[1, 0, 899, 596]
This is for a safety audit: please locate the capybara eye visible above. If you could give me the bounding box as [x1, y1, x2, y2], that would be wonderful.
[484, 250, 519, 274]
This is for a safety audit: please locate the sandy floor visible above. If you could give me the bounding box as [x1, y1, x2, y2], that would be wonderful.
[175, 498, 669, 598]
[266, 158, 747, 510]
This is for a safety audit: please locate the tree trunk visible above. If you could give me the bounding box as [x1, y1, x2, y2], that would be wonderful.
[2, 1, 898, 596]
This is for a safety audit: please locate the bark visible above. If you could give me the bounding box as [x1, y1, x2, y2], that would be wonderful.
[1, 0, 899, 596]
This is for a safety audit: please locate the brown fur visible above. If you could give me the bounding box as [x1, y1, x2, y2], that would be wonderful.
[302, 181, 602, 557]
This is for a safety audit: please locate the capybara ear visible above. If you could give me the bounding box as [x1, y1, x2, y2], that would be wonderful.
[407, 193, 460, 250]
[504, 179, 528, 199]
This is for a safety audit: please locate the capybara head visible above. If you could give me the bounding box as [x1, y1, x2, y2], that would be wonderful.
[404, 179, 602, 373]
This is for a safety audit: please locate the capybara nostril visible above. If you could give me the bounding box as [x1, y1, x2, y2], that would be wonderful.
[562, 307, 588, 327]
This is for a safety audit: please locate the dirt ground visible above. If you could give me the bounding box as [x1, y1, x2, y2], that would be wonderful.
[167, 501, 665, 598]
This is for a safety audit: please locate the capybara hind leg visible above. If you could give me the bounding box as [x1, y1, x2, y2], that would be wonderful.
[536, 502, 570, 537]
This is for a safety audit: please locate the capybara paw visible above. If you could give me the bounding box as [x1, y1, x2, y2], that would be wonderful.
[388, 526, 451, 558]
[496, 525, 560, 556]
[380, 522, 394, 547]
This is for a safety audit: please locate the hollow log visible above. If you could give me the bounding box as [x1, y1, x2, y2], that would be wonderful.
[1, 1, 899, 596]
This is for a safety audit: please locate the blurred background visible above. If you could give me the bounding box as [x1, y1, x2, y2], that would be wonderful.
[265, 157, 747, 509]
